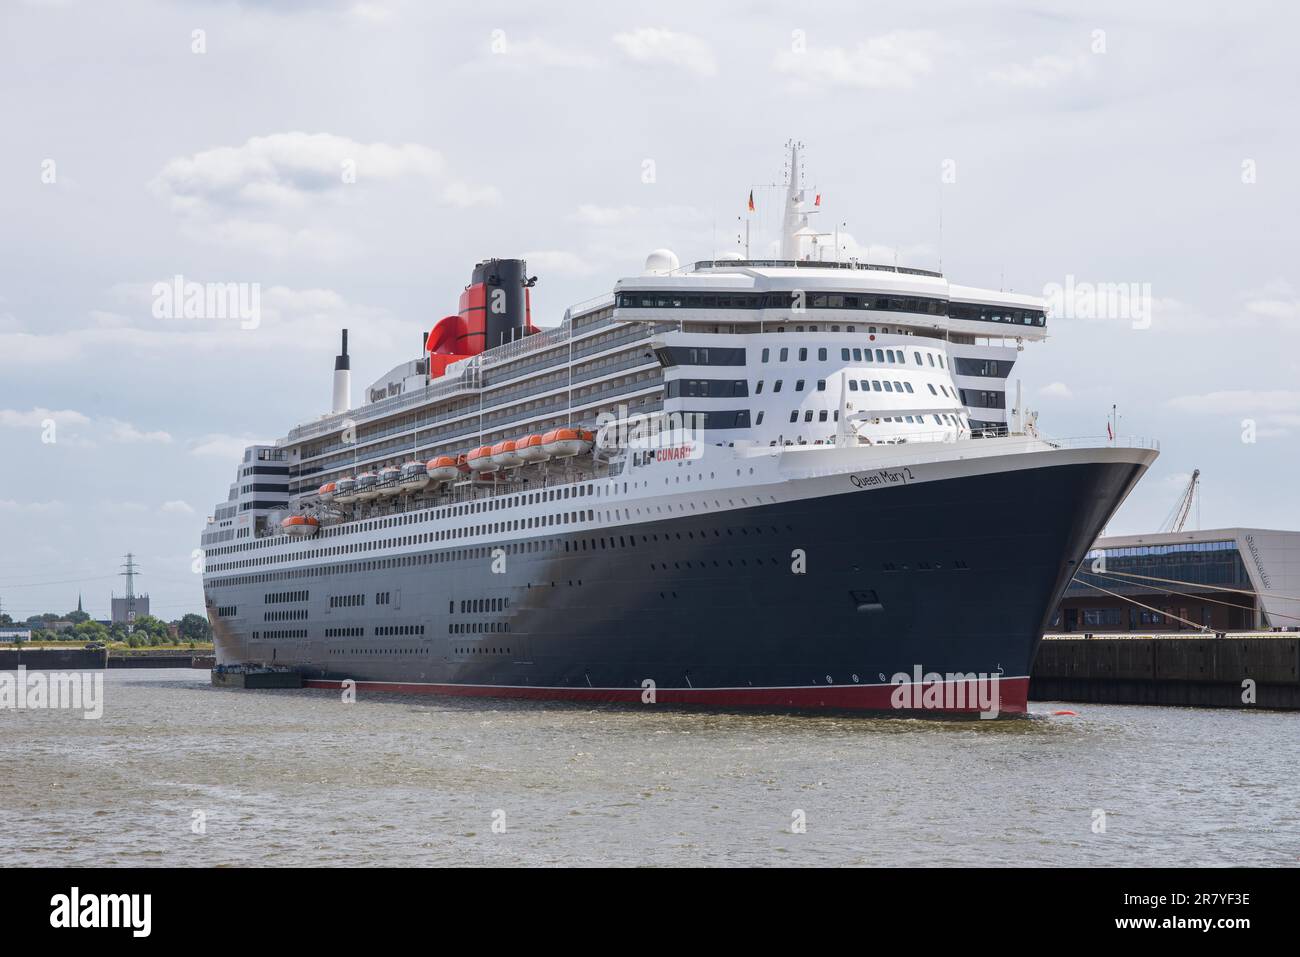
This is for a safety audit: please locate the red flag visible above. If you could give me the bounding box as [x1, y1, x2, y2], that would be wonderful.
[747, 190, 755, 212]
[814, 193, 821, 206]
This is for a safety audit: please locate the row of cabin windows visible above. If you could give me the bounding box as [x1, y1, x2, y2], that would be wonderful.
[450, 622, 512, 635]
[263, 609, 308, 622]
[782, 408, 969, 426]
[847, 379, 915, 395]
[375, 625, 425, 636]
[208, 540, 565, 591]
[329, 593, 365, 608]
[264, 590, 308, 604]
[251, 629, 307, 639]
[456, 597, 510, 614]
[761, 345, 940, 368]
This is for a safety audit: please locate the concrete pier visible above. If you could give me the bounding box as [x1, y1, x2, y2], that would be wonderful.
[1031, 633, 1300, 709]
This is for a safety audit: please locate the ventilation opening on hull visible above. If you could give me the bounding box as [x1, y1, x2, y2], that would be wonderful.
[851, 589, 883, 613]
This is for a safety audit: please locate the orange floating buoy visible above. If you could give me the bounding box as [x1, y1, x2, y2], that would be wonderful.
[1052, 709, 1078, 716]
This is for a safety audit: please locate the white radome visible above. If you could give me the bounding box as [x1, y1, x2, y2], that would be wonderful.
[643, 248, 680, 275]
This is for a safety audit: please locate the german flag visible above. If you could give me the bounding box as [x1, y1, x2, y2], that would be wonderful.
[747, 189, 755, 212]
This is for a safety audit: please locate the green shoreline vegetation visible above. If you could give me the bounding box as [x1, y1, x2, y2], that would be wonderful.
[0, 609, 213, 650]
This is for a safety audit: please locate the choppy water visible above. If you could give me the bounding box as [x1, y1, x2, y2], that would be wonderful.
[1, 669, 1296, 866]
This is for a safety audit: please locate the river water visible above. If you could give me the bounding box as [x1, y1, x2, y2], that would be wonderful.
[1, 669, 1296, 866]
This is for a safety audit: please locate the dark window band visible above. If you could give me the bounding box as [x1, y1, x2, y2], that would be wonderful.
[618, 291, 1046, 327]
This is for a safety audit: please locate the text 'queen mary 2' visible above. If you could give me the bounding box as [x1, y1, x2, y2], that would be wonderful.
[200, 143, 1157, 716]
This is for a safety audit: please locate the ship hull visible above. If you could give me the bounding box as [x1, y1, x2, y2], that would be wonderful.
[206, 448, 1151, 717]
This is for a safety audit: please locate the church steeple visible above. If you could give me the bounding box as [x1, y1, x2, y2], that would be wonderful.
[77, 593, 83, 615]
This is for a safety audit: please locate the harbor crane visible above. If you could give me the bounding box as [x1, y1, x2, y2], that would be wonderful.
[1161, 469, 1201, 533]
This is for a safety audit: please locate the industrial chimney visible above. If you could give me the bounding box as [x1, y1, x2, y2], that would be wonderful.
[332, 329, 351, 413]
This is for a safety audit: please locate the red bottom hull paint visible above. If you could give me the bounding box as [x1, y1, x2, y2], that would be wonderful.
[303, 677, 1030, 716]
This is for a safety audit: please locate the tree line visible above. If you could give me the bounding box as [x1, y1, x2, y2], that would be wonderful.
[0, 610, 212, 647]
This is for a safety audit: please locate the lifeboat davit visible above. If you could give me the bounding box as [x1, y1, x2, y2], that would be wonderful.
[377, 466, 402, 497]
[318, 481, 337, 503]
[398, 461, 429, 492]
[542, 427, 595, 459]
[425, 455, 460, 483]
[466, 445, 495, 473]
[334, 476, 359, 503]
[355, 471, 380, 501]
[280, 515, 320, 537]
[489, 439, 523, 470]
[517, 433, 548, 463]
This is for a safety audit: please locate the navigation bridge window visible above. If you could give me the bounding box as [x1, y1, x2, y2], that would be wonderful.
[953, 357, 1014, 378]
[666, 379, 749, 398]
[618, 289, 1044, 326]
[655, 346, 746, 367]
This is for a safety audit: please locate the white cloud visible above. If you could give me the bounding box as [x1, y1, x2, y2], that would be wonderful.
[805, 231, 934, 269]
[1039, 381, 1073, 399]
[149, 133, 498, 258]
[523, 250, 599, 278]
[476, 37, 606, 71]
[0, 408, 168, 446]
[441, 181, 502, 208]
[4, 284, 398, 368]
[773, 31, 943, 90]
[150, 133, 445, 215]
[612, 28, 717, 77]
[987, 54, 1091, 89]
[1241, 279, 1299, 324]
[105, 419, 172, 444]
[189, 433, 271, 460]
[569, 204, 707, 229]
[349, 2, 394, 23]
[0, 499, 64, 513]
[571, 204, 643, 227]
[161, 500, 195, 514]
[0, 407, 91, 429]
[1166, 390, 1300, 416]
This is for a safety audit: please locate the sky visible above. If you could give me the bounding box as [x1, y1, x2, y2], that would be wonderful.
[1, 0, 1297, 622]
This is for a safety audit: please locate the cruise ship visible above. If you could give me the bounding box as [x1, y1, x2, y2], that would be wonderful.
[200, 143, 1157, 715]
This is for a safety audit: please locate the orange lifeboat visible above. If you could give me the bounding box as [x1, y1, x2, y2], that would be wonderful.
[425, 455, 460, 483]
[516, 433, 548, 463]
[542, 427, 595, 459]
[489, 439, 523, 470]
[280, 515, 320, 537]
[466, 445, 495, 473]
[318, 481, 337, 502]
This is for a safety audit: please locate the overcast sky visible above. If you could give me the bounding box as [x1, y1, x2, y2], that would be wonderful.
[1, 0, 1296, 621]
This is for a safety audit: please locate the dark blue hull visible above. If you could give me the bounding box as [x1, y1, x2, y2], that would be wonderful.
[208, 454, 1148, 713]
